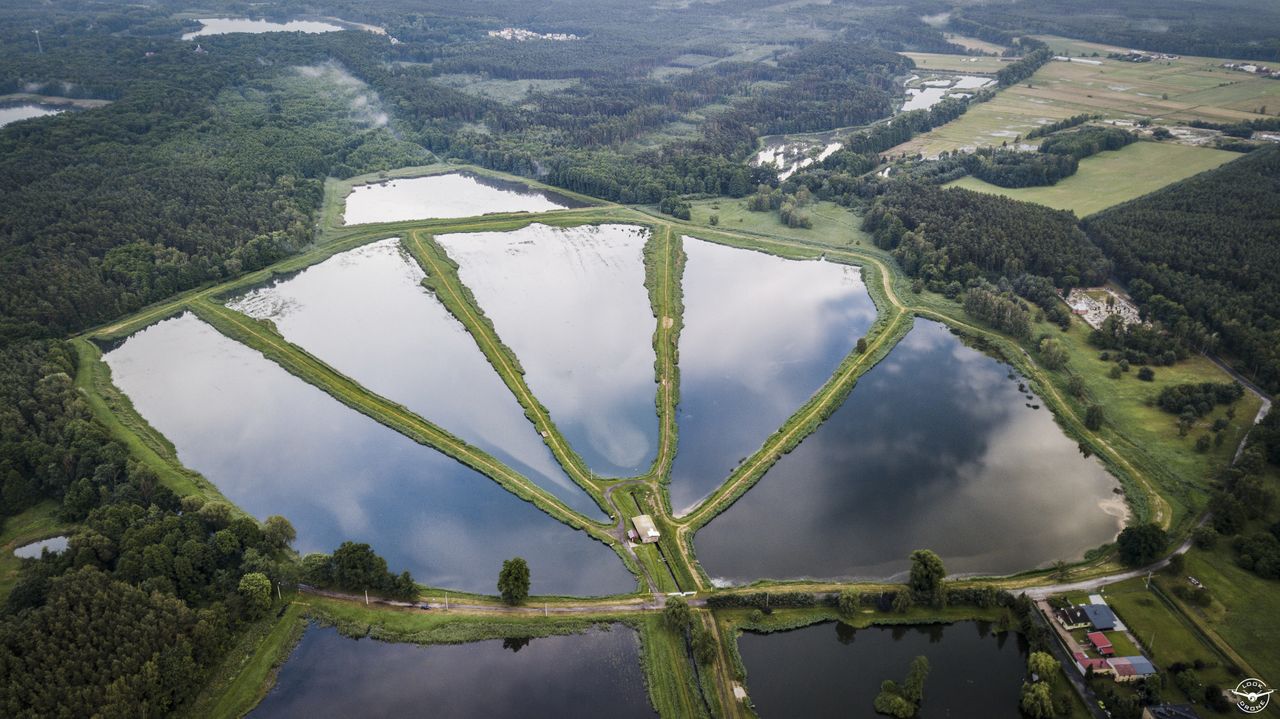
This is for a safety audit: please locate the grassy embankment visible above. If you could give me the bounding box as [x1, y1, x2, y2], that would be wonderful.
[178, 600, 307, 719]
[401, 228, 609, 503]
[185, 299, 629, 562]
[947, 142, 1239, 217]
[0, 502, 69, 599]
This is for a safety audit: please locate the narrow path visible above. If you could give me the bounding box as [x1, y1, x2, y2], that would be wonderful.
[406, 231, 606, 501]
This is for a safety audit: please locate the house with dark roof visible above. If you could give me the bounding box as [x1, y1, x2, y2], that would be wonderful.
[1055, 605, 1091, 630]
[1083, 603, 1117, 631]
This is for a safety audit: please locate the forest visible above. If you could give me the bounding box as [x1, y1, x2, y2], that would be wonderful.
[1085, 146, 1280, 393]
[951, 0, 1280, 61]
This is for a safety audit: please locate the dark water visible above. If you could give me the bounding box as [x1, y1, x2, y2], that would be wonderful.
[102, 313, 635, 596]
[343, 171, 588, 224]
[226, 239, 603, 519]
[697, 319, 1124, 583]
[251, 624, 655, 718]
[738, 621, 1028, 718]
[668, 238, 877, 513]
[438, 224, 659, 477]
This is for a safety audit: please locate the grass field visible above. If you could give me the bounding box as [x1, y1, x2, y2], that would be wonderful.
[1178, 519, 1280, 683]
[1104, 579, 1238, 702]
[895, 36, 1279, 158]
[946, 142, 1239, 216]
[433, 74, 578, 103]
[684, 197, 871, 248]
[0, 501, 68, 600]
[903, 52, 1010, 74]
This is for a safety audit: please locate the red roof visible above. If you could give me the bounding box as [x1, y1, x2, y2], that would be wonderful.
[1087, 631, 1112, 650]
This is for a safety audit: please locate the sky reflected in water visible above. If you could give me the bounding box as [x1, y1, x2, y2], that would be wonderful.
[438, 224, 659, 477]
[251, 624, 655, 718]
[226, 239, 603, 519]
[102, 314, 635, 595]
[697, 319, 1125, 583]
[343, 172, 585, 225]
[739, 621, 1027, 719]
[669, 238, 876, 513]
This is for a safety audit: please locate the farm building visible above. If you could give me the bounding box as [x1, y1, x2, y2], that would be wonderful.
[632, 515, 660, 544]
[1108, 656, 1157, 682]
[1087, 631, 1115, 656]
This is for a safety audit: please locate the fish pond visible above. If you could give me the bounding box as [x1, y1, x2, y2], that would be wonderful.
[101, 313, 635, 596]
[181, 18, 345, 40]
[226, 239, 602, 519]
[738, 621, 1028, 718]
[668, 238, 876, 514]
[251, 624, 655, 718]
[0, 104, 63, 128]
[12, 536, 69, 559]
[342, 171, 588, 225]
[696, 319, 1125, 583]
[437, 224, 659, 477]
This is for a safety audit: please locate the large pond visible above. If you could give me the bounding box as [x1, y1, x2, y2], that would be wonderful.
[13, 536, 69, 559]
[668, 239, 876, 514]
[251, 624, 655, 718]
[226, 239, 603, 519]
[102, 313, 635, 596]
[343, 172, 588, 225]
[181, 18, 345, 40]
[739, 621, 1027, 718]
[437, 224, 659, 477]
[697, 319, 1125, 583]
[0, 104, 63, 128]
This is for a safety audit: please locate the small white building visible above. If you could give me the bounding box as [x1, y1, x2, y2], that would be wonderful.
[632, 515, 661, 544]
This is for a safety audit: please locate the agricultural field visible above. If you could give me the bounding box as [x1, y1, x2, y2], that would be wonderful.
[946, 141, 1240, 216]
[903, 52, 1011, 74]
[894, 36, 1280, 157]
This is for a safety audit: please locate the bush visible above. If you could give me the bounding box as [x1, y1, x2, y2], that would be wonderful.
[1137, 366, 1155, 381]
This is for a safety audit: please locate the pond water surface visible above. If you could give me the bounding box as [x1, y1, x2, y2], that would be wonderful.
[0, 104, 63, 128]
[343, 172, 587, 225]
[182, 18, 344, 40]
[251, 624, 655, 718]
[13, 536, 69, 559]
[669, 239, 876, 513]
[739, 621, 1027, 718]
[437, 224, 658, 477]
[226, 239, 602, 519]
[697, 319, 1125, 583]
[102, 313, 634, 596]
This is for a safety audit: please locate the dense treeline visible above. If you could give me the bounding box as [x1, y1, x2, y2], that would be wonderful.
[963, 149, 1079, 188]
[962, 128, 1136, 188]
[994, 38, 1053, 87]
[1026, 114, 1097, 140]
[864, 182, 1110, 288]
[953, 0, 1280, 62]
[1085, 147, 1280, 392]
[1039, 126, 1136, 159]
[1156, 382, 1245, 418]
[0, 32, 425, 342]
